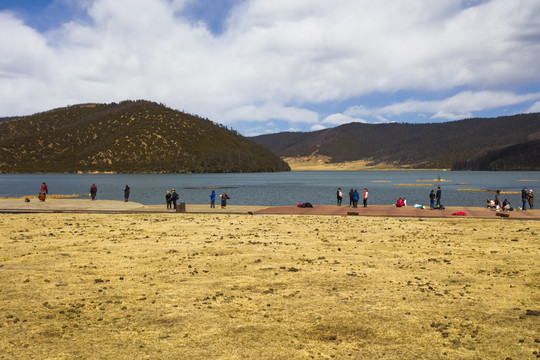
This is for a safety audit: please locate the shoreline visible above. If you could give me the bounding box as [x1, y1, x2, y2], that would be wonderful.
[1, 198, 538, 220]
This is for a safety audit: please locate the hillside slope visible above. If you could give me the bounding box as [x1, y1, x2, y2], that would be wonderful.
[0, 101, 290, 173]
[251, 114, 540, 170]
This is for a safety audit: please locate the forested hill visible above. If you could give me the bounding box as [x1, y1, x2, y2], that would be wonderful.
[0, 101, 290, 173]
[250, 113, 540, 170]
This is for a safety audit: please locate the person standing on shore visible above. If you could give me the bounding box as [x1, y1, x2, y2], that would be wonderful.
[171, 189, 179, 210]
[363, 188, 369, 207]
[220, 193, 230, 208]
[521, 187, 528, 210]
[336, 188, 343, 206]
[353, 189, 359, 208]
[210, 190, 216, 208]
[90, 184, 97, 200]
[165, 190, 172, 209]
[349, 189, 354, 207]
[528, 189, 534, 209]
[436, 186, 441, 207]
[124, 185, 130, 202]
[40, 182, 48, 201]
[429, 190, 435, 209]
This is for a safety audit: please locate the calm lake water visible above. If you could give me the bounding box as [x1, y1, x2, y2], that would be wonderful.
[0, 171, 538, 207]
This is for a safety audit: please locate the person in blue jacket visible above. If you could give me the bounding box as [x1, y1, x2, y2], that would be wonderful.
[353, 189, 359, 208]
[210, 190, 216, 208]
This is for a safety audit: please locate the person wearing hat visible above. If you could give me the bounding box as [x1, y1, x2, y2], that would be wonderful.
[171, 189, 179, 210]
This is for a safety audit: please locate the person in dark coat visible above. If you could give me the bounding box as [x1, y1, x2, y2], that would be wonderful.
[90, 184, 97, 200]
[521, 187, 528, 210]
[349, 189, 354, 207]
[429, 190, 435, 209]
[171, 189, 179, 209]
[436, 186, 441, 207]
[165, 190, 172, 209]
[124, 185, 130, 202]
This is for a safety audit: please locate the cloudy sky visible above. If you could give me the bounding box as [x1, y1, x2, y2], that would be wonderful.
[1, 0, 540, 135]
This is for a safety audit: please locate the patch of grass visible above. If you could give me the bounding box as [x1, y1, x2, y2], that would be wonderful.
[0, 214, 538, 359]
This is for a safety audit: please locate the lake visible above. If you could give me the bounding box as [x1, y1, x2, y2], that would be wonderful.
[0, 171, 538, 208]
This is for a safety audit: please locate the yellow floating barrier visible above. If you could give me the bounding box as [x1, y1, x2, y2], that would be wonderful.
[395, 183, 435, 187]
[456, 189, 520, 194]
[416, 179, 452, 182]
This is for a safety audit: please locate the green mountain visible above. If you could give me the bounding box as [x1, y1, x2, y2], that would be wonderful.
[250, 113, 540, 170]
[0, 100, 290, 173]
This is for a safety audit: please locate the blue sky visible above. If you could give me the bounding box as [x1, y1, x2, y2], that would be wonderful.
[1, 0, 540, 136]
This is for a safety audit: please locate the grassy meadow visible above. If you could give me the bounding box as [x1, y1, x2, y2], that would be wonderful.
[1, 213, 539, 359]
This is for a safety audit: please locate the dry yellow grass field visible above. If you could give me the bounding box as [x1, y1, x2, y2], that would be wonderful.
[282, 156, 417, 171]
[1, 213, 539, 359]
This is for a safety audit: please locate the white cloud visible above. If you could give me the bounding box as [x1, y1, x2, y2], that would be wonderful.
[0, 0, 539, 133]
[310, 124, 326, 131]
[346, 91, 540, 121]
[322, 113, 366, 126]
[526, 101, 540, 113]
[221, 102, 319, 124]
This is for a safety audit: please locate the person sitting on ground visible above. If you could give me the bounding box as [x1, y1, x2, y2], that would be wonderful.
[489, 199, 495, 209]
[403, 197, 407, 206]
[396, 197, 405, 207]
[502, 199, 512, 211]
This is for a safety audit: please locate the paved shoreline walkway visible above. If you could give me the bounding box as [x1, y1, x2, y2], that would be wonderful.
[0, 198, 538, 220]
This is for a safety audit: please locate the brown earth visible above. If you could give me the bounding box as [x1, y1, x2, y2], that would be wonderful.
[0, 208, 539, 359]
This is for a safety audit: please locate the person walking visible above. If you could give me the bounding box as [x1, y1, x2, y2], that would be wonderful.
[521, 187, 528, 210]
[165, 190, 172, 210]
[210, 190, 216, 208]
[336, 188, 343, 206]
[171, 189, 179, 210]
[90, 184, 97, 200]
[363, 188, 369, 207]
[436, 186, 441, 207]
[528, 189, 534, 209]
[349, 189, 354, 207]
[124, 185, 130, 202]
[429, 190, 435, 209]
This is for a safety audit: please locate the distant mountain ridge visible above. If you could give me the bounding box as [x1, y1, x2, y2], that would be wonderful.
[0, 100, 290, 173]
[250, 113, 540, 170]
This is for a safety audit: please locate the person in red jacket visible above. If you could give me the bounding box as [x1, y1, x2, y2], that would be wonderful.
[396, 197, 404, 207]
[40, 182, 48, 201]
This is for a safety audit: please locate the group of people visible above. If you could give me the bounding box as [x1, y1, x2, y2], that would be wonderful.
[486, 197, 513, 211]
[336, 188, 369, 208]
[165, 189, 179, 210]
[165, 189, 231, 210]
[209, 190, 230, 209]
[428, 187, 442, 209]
